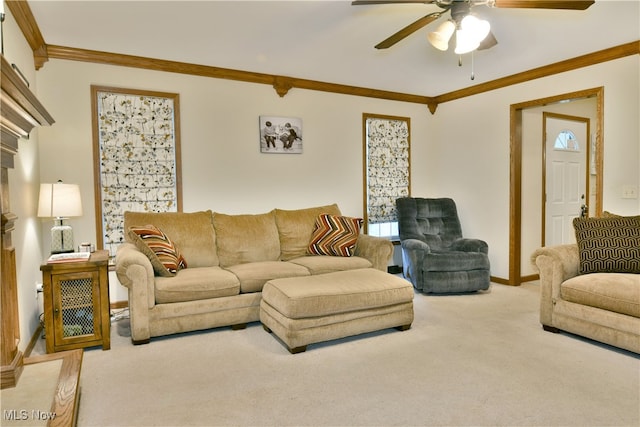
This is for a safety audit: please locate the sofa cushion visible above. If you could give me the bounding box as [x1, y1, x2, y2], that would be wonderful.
[128, 225, 187, 277]
[289, 255, 372, 275]
[213, 211, 280, 267]
[274, 204, 342, 261]
[561, 273, 640, 318]
[573, 216, 640, 274]
[262, 268, 414, 319]
[154, 267, 240, 304]
[224, 261, 311, 293]
[308, 214, 363, 257]
[124, 210, 218, 268]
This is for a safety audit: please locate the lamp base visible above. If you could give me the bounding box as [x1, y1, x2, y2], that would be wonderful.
[51, 219, 75, 254]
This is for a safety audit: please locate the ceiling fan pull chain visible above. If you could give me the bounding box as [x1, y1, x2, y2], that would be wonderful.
[458, 55, 462, 67]
[470, 51, 475, 80]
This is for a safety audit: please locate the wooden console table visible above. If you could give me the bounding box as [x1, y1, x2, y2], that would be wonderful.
[41, 251, 111, 353]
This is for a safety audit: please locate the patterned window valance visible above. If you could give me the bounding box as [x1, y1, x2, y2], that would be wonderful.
[363, 114, 411, 225]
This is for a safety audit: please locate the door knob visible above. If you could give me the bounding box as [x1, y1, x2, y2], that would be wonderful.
[580, 194, 588, 218]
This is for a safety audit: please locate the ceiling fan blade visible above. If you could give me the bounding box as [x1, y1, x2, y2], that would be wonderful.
[492, 0, 594, 10]
[352, 1, 434, 5]
[375, 12, 442, 49]
[478, 31, 498, 50]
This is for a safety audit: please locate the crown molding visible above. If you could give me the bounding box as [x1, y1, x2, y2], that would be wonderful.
[433, 41, 640, 106]
[44, 45, 433, 106]
[7, 1, 639, 113]
[5, 0, 48, 69]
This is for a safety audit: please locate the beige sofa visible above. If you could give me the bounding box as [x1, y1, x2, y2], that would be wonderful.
[115, 204, 394, 344]
[531, 244, 640, 354]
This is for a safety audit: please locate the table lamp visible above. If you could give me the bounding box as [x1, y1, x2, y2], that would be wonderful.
[38, 181, 83, 254]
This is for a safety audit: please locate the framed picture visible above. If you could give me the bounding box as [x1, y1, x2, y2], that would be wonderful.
[259, 116, 303, 154]
[91, 85, 182, 260]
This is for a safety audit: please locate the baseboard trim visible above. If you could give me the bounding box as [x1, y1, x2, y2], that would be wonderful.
[23, 324, 44, 358]
[110, 300, 128, 310]
[490, 276, 511, 286]
[0, 351, 24, 389]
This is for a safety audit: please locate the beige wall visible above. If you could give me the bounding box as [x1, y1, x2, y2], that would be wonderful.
[424, 56, 639, 276]
[35, 60, 434, 303]
[3, 9, 47, 349]
[35, 55, 639, 290]
[5, 5, 638, 348]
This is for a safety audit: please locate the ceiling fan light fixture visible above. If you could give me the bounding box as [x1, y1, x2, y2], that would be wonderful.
[462, 14, 491, 42]
[454, 15, 490, 54]
[427, 19, 455, 51]
[454, 28, 479, 54]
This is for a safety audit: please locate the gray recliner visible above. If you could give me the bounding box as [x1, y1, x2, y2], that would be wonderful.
[396, 197, 490, 294]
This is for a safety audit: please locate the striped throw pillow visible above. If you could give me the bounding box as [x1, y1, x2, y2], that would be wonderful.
[573, 216, 640, 274]
[128, 225, 187, 277]
[308, 214, 363, 257]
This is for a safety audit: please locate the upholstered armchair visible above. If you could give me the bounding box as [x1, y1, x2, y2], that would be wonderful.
[396, 197, 491, 294]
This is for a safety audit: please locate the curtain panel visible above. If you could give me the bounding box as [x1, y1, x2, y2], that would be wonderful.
[365, 116, 410, 224]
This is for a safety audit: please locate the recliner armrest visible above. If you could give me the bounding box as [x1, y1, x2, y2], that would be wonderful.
[451, 238, 488, 254]
[400, 238, 430, 290]
[401, 238, 430, 252]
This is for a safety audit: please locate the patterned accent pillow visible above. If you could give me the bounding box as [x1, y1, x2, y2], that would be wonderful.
[128, 225, 187, 277]
[308, 214, 363, 257]
[573, 216, 640, 274]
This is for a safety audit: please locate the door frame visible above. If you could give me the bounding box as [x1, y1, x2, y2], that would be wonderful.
[508, 87, 603, 286]
[542, 112, 590, 246]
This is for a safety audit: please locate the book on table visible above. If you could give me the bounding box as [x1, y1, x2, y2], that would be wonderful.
[47, 252, 92, 263]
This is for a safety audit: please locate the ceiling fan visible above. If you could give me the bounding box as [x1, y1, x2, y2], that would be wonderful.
[352, 0, 595, 53]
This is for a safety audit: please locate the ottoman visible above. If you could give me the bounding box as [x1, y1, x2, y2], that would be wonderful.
[260, 268, 414, 353]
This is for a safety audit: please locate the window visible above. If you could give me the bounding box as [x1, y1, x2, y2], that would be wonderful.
[362, 114, 410, 240]
[553, 130, 580, 151]
[91, 86, 182, 261]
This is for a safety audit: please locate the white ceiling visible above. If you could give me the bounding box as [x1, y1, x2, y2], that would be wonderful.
[28, 0, 640, 96]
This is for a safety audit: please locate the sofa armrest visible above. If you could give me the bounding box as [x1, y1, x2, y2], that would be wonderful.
[531, 244, 580, 326]
[116, 243, 156, 310]
[354, 234, 394, 271]
[116, 243, 157, 343]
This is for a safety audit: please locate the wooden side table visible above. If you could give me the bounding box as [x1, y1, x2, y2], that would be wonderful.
[40, 250, 111, 353]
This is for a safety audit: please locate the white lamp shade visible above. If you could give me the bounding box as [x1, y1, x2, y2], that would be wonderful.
[455, 15, 490, 54]
[454, 28, 480, 54]
[461, 15, 490, 42]
[38, 182, 83, 218]
[427, 20, 455, 51]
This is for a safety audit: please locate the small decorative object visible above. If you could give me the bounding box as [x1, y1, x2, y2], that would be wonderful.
[79, 242, 95, 253]
[38, 181, 83, 254]
[259, 116, 303, 154]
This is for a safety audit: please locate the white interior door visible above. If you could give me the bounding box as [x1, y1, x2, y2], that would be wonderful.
[544, 113, 589, 246]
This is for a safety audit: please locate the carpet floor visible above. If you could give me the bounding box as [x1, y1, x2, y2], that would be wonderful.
[73, 281, 639, 426]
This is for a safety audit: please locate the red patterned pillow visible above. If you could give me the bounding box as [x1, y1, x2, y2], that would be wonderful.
[128, 225, 187, 277]
[308, 214, 363, 257]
